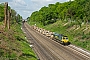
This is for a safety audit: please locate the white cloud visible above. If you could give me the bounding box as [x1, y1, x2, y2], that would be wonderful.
[0, 0, 12, 2]
[9, 0, 27, 8]
[13, 0, 26, 6]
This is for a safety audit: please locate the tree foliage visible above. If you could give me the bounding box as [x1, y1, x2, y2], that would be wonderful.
[29, 0, 90, 26]
[0, 3, 4, 22]
[0, 3, 22, 24]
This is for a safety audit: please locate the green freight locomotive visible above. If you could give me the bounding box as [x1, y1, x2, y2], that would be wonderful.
[52, 32, 70, 45]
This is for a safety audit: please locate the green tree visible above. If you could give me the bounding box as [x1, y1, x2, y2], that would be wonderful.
[0, 3, 4, 22]
[29, 0, 90, 25]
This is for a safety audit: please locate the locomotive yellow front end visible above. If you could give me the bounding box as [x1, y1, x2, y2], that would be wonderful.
[62, 36, 70, 45]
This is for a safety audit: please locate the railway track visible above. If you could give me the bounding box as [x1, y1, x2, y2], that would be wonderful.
[66, 45, 90, 60]
[47, 33, 90, 60]
[46, 34, 90, 60]
[22, 23, 60, 60]
[22, 23, 90, 60]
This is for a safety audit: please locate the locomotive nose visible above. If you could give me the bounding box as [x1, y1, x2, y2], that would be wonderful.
[64, 40, 69, 43]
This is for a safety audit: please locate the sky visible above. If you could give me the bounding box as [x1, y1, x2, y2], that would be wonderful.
[0, 0, 72, 19]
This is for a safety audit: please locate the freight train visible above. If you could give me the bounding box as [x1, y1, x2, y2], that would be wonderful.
[32, 26, 70, 45]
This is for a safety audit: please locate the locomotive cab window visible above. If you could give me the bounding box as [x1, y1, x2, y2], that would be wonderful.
[63, 37, 68, 40]
[66, 37, 68, 40]
[63, 37, 65, 39]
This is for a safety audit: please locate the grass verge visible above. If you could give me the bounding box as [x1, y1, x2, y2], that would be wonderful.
[0, 22, 37, 60]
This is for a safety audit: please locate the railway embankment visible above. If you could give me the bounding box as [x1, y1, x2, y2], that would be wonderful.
[0, 23, 37, 60]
